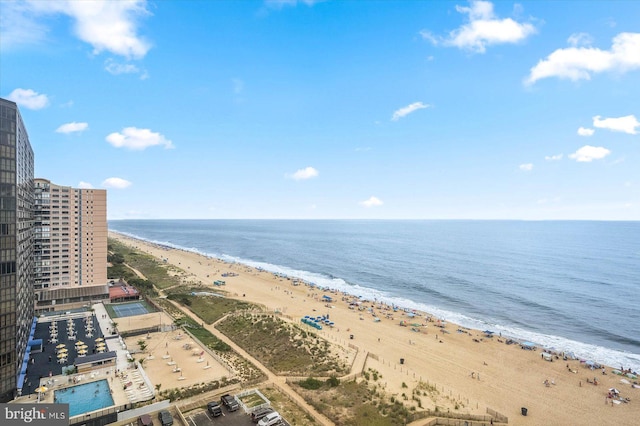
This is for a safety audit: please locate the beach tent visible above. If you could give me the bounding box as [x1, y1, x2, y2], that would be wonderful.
[521, 342, 536, 350]
[322, 295, 333, 302]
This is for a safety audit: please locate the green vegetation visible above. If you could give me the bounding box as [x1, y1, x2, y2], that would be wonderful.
[107, 239, 181, 291]
[237, 391, 268, 408]
[260, 386, 318, 426]
[166, 288, 253, 324]
[157, 377, 238, 402]
[298, 377, 323, 390]
[292, 377, 415, 426]
[217, 313, 349, 376]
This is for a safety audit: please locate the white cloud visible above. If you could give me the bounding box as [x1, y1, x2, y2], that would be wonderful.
[519, 163, 533, 171]
[419, 30, 439, 45]
[11, 0, 151, 59]
[78, 181, 94, 189]
[104, 59, 141, 75]
[567, 32, 593, 47]
[288, 167, 319, 181]
[6, 88, 49, 110]
[55, 121, 88, 134]
[391, 102, 430, 121]
[577, 127, 595, 137]
[525, 32, 640, 85]
[360, 196, 384, 208]
[106, 127, 174, 150]
[544, 154, 563, 161]
[0, 1, 49, 49]
[102, 177, 132, 189]
[569, 145, 611, 162]
[593, 114, 639, 135]
[265, 0, 321, 8]
[422, 1, 536, 53]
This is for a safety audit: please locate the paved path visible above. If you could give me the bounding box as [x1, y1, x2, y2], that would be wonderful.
[121, 263, 334, 425]
[167, 300, 334, 426]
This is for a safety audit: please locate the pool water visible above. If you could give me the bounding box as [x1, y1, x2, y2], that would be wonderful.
[54, 379, 114, 417]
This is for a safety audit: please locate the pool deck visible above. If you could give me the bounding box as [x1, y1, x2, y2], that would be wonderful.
[15, 365, 130, 411]
[15, 303, 156, 412]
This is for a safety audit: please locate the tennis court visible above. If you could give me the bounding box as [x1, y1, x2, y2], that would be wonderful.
[106, 301, 155, 318]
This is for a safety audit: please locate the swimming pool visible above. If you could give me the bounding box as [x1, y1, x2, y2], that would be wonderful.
[54, 379, 114, 417]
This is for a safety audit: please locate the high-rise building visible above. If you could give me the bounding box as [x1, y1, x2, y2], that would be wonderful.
[34, 179, 108, 313]
[0, 98, 35, 402]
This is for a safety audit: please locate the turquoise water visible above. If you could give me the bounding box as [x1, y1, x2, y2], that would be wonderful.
[54, 379, 114, 417]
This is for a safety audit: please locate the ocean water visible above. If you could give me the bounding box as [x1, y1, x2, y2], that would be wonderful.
[108, 220, 640, 372]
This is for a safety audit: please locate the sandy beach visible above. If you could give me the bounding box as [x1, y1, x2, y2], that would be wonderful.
[110, 231, 639, 425]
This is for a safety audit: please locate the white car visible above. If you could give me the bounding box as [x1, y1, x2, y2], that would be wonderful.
[257, 411, 282, 426]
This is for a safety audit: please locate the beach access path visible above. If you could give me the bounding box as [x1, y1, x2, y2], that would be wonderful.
[119, 258, 334, 425]
[165, 298, 334, 426]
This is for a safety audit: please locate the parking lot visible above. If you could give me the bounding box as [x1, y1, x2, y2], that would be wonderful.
[184, 408, 289, 426]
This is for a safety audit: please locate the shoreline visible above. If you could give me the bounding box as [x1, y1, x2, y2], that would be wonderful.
[109, 229, 639, 374]
[108, 230, 639, 425]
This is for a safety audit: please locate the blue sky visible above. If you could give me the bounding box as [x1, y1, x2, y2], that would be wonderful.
[1, 0, 639, 220]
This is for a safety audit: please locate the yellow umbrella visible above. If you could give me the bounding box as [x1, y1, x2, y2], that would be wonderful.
[75, 341, 84, 346]
[57, 353, 67, 358]
[78, 344, 88, 350]
[95, 338, 104, 342]
[78, 349, 88, 354]
[56, 344, 66, 349]
[35, 386, 48, 393]
[96, 342, 106, 346]
[57, 348, 68, 353]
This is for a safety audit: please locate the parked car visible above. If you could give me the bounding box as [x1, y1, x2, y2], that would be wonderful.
[137, 414, 153, 426]
[257, 411, 282, 426]
[207, 401, 222, 417]
[251, 407, 274, 422]
[158, 410, 173, 426]
[221, 393, 239, 411]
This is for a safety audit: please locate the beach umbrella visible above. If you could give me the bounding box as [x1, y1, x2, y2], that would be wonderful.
[35, 386, 48, 393]
[56, 344, 66, 349]
[95, 337, 104, 342]
[57, 348, 68, 353]
[78, 344, 88, 350]
[75, 340, 84, 346]
[57, 353, 66, 358]
[78, 349, 88, 355]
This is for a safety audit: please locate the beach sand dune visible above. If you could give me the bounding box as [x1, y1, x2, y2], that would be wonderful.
[110, 232, 639, 425]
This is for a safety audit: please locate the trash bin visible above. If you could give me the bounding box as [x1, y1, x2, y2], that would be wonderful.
[521, 407, 528, 416]
[400, 358, 405, 365]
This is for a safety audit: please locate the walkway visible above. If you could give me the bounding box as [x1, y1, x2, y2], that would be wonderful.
[167, 299, 334, 426]
[118, 263, 335, 425]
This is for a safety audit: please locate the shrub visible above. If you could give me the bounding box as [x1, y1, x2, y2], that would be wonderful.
[326, 376, 340, 387]
[298, 377, 323, 390]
